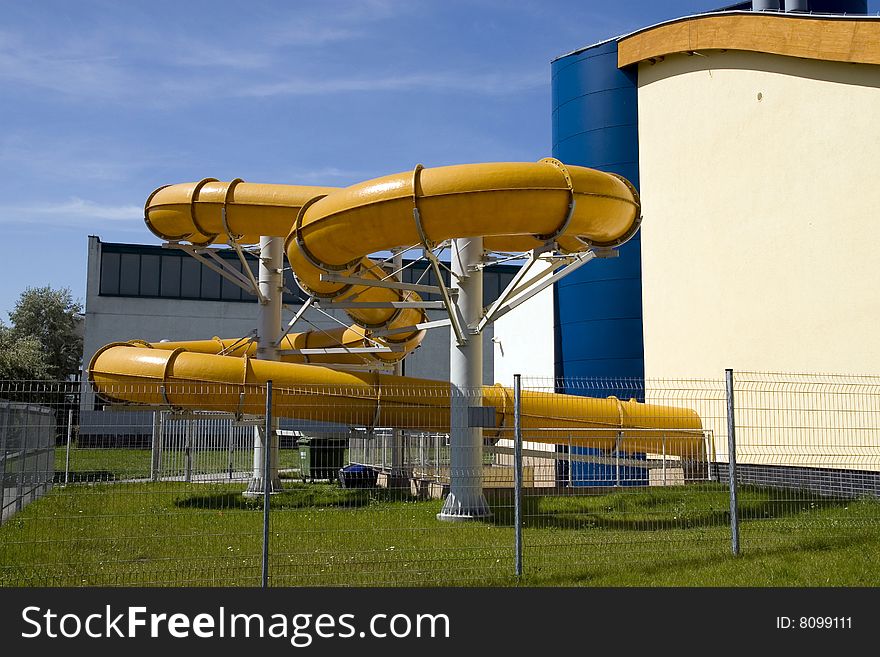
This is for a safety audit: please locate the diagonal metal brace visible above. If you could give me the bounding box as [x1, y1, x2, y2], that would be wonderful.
[482, 250, 598, 326]
[222, 205, 265, 303]
[275, 296, 315, 347]
[163, 243, 260, 299]
[420, 241, 467, 345]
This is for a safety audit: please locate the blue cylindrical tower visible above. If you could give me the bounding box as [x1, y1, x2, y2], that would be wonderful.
[551, 40, 643, 388]
[552, 40, 646, 486]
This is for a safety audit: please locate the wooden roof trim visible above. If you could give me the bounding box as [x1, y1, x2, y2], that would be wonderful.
[618, 13, 880, 68]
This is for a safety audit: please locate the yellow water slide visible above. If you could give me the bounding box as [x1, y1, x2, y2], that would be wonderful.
[88, 160, 704, 455]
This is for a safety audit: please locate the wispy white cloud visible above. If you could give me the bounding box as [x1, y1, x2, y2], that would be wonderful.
[262, 22, 361, 48]
[281, 166, 371, 186]
[0, 137, 131, 183]
[0, 29, 253, 103]
[0, 2, 393, 104]
[162, 43, 275, 71]
[0, 135, 166, 183]
[0, 3, 544, 108]
[253, 0, 406, 47]
[240, 70, 546, 98]
[0, 30, 131, 101]
[0, 198, 142, 225]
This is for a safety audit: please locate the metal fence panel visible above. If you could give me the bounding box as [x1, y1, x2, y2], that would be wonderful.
[1, 398, 55, 524]
[0, 374, 877, 587]
[730, 371, 880, 561]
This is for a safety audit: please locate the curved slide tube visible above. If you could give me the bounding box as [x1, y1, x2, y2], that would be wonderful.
[145, 177, 427, 354]
[90, 341, 703, 453]
[90, 160, 704, 457]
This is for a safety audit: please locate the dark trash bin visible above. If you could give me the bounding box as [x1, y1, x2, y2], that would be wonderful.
[338, 463, 378, 489]
[297, 437, 347, 482]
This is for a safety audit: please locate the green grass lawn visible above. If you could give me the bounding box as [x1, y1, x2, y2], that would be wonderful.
[2, 479, 878, 587]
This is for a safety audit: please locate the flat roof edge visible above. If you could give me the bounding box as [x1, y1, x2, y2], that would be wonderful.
[552, 9, 880, 64]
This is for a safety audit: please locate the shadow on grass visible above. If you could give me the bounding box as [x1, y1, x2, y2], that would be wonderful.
[489, 485, 853, 531]
[174, 483, 416, 511]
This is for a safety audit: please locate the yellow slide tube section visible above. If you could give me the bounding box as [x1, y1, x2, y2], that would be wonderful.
[287, 160, 640, 301]
[140, 323, 420, 366]
[145, 177, 426, 343]
[89, 342, 703, 456]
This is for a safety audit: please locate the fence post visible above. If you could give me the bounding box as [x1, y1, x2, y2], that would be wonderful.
[0, 404, 7, 520]
[64, 409, 74, 486]
[615, 431, 622, 487]
[261, 381, 273, 588]
[184, 419, 193, 483]
[0, 402, 9, 525]
[662, 434, 667, 487]
[513, 374, 523, 579]
[725, 368, 740, 556]
[17, 406, 29, 513]
[227, 423, 234, 481]
[150, 411, 161, 482]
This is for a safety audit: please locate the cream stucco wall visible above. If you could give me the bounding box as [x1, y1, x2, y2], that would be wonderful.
[637, 50, 880, 469]
[638, 50, 880, 379]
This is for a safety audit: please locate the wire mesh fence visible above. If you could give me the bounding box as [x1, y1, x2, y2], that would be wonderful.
[0, 372, 878, 587]
[728, 372, 880, 563]
[516, 376, 728, 582]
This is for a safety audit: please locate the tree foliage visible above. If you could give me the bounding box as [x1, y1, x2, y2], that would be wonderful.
[0, 327, 52, 380]
[3, 286, 83, 381]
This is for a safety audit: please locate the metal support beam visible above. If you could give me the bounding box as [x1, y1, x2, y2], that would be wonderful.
[222, 207, 265, 302]
[275, 296, 315, 347]
[200, 247, 256, 290]
[278, 345, 403, 355]
[320, 272, 442, 295]
[369, 318, 451, 338]
[310, 362, 396, 373]
[421, 244, 467, 345]
[302, 302, 389, 352]
[320, 300, 446, 310]
[478, 250, 546, 332]
[483, 251, 597, 326]
[163, 242, 261, 299]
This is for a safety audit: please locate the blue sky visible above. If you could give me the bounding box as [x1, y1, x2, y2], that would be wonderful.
[0, 0, 875, 318]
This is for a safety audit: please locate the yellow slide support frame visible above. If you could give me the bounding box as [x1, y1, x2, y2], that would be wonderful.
[89, 160, 704, 456]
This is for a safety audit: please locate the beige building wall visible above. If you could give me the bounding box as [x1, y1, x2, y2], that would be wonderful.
[637, 50, 880, 468]
[638, 49, 880, 378]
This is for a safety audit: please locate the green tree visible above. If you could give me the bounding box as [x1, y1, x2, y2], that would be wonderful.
[6, 286, 83, 380]
[0, 326, 52, 380]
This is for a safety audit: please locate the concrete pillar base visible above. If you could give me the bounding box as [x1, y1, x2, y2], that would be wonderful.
[437, 490, 492, 521]
[243, 476, 284, 497]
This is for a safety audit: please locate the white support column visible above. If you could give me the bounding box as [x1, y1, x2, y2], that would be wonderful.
[438, 237, 491, 521]
[245, 236, 283, 496]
